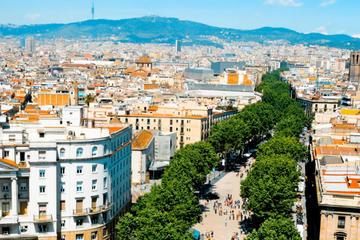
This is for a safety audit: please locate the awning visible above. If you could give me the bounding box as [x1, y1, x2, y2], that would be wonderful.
[149, 161, 169, 171]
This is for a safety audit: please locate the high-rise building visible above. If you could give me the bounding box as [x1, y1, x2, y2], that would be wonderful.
[25, 36, 35, 53]
[91, 0, 95, 20]
[175, 40, 181, 53]
[349, 51, 360, 82]
[20, 38, 26, 48]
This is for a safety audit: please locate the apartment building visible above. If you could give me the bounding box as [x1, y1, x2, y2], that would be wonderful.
[312, 109, 360, 240]
[297, 96, 340, 117]
[117, 108, 236, 149]
[0, 106, 132, 240]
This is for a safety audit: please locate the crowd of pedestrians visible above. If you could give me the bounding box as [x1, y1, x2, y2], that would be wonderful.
[197, 158, 255, 240]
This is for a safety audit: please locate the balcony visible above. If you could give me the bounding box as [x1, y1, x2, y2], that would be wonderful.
[0, 193, 10, 200]
[87, 204, 111, 215]
[18, 192, 29, 199]
[33, 214, 52, 223]
[0, 215, 18, 225]
[73, 208, 88, 216]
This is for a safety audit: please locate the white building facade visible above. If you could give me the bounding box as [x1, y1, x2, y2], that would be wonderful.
[0, 118, 132, 240]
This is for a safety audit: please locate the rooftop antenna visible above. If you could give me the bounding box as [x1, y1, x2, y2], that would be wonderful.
[91, 0, 95, 20]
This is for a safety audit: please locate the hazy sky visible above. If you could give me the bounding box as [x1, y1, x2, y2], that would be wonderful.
[1, 0, 359, 37]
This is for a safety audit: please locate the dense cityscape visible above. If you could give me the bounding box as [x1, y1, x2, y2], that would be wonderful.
[0, 1, 360, 240]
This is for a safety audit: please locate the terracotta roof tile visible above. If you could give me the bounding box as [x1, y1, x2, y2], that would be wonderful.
[0, 159, 18, 168]
[132, 130, 153, 149]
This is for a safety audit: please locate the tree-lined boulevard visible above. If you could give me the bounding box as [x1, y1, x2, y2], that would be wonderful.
[116, 67, 311, 239]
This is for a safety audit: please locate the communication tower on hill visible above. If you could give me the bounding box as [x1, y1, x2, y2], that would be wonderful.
[91, 0, 95, 20]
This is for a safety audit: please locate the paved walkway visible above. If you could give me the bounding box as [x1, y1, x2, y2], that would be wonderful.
[193, 159, 254, 240]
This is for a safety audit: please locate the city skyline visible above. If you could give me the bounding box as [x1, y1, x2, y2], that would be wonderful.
[1, 0, 359, 37]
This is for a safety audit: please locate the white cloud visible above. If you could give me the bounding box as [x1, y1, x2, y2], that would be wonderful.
[353, 34, 360, 39]
[264, 0, 303, 7]
[320, 0, 336, 7]
[313, 26, 328, 35]
[25, 13, 40, 21]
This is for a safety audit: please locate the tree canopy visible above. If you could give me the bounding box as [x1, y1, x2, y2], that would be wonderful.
[246, 217, 302, 240]
[241, 155, 300, 223]
[116, 142, 218, 239]
[257, 135, 307, 162]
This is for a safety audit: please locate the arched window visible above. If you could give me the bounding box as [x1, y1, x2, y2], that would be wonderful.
[76, 148, 83, 158]
[104, 145, 107, 155]
[92, 146, 98, 156]
[60, 148, 65, 158]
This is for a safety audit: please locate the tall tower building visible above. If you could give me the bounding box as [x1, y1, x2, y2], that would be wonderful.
[175, 40, 181, 53]
[349, 51, 360, 82]
[91, 0, 95, 20]
[25, 36, 35, 53]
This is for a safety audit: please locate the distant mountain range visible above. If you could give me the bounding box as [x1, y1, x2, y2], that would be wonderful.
[1, 16, 359, 50]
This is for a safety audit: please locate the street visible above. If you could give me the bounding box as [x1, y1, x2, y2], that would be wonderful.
[193, 158, 255, 240]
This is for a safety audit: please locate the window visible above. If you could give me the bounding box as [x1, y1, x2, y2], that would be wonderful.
[170, 120, 173, 125]
[39, 151, 46, 160]
[76, 234, 84, 240]
[92, 164, 97, 172]
[61, 220, 65, 227]
[39, 170, 45, 178]
[76, 181, 83, 192]
[91, 216, 98, 224]
[92, 146, 98, 156]
[9, 135, 15, 142]
[39, 132, 45, 138]
[104, 145, 107, 154]
[2, 227, 9, 234]
[2, 202, 10, 214]
[104, 163, 107, 171]
[60, 200, 65, 211]
[103, 177, 107, 189]
[39, 204, 46, 216]
[39, 186, 46, 193]
[61, 167, 65, 175]
[20, 183, 27, 191]
[2, 183, 9, 192]
[338, 216, 345, 229]
[92, 180, 97, 190]
[60, 148, 65, 158]
[4, 151, 9, 158]
[91, 231, 98, 240]
[76, 219, 83, 226]
[76, 148, 83, 158]
[20, 152, 25, 161]
[76, 166, 83, 174]
[60, 182, 65, 192]
[170, 127, 173, 132]
[103, 228, 107, 236]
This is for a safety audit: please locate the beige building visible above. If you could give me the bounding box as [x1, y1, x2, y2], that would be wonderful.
[315, 155, 360, 240]
[297, 96, 339, 117]
[312, 109, 360, 240]
[116, 108, 236, 149]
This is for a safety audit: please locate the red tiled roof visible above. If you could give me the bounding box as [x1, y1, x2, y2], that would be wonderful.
[132, 130, 153, 149]
[0, 159, 18, 168]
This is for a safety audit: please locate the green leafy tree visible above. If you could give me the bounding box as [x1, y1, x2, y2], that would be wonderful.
[275, 116, 304, 138]
[246, 217, 301, 240]
[257, 135, 307, 162]
[241, 155, 300, 225]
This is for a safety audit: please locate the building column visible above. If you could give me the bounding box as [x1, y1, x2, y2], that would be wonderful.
[11, 177, 18, 216]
